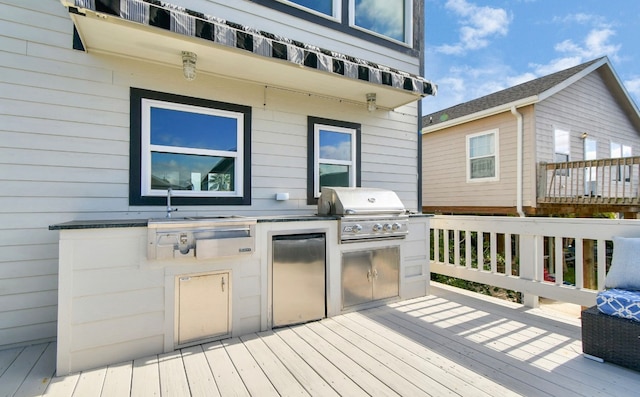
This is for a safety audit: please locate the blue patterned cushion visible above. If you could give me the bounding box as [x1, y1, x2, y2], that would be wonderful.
[596, 289, 640, 322]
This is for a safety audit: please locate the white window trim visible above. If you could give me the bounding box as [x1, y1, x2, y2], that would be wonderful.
[314, 123, 357, 197]
[277, 0, 341, 21]
[466, 129, 499, 183]
[140, 98, 244, 198]
[348, 0, 413, 46]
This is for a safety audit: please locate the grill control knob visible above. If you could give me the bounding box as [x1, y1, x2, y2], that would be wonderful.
[392, 223, 402, 231]
[383, 223, 393, 232]
[353, 224, 363, 233]
[373, 223, 383, 232]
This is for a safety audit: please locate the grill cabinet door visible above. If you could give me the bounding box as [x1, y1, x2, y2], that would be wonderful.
[372, 246, 400, 301]
[342, 250, 374, 308]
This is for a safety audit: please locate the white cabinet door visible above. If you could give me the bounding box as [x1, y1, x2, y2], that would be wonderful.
[177, 272, 229, 345]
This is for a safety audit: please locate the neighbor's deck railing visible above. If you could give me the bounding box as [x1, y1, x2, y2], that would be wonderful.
[538, 156, 640, 204]
[429, 215, 640, 308]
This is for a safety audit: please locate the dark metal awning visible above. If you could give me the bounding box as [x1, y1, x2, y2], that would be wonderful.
[61, 0, 436, 109]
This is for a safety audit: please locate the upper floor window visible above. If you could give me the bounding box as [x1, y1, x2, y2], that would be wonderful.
[307, 117, 361, 203]
[268, 0, 414, 46]
[554, 128, 570, 176]
[351, 0, 412, 44]
[130, 88, 251, 206]
[611, 142, 632, 182]
[281, 0, 340, 19]
[467, 129, 498, 182]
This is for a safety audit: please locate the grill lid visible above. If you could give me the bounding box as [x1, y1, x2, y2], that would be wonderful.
[317, 187, 406, 216]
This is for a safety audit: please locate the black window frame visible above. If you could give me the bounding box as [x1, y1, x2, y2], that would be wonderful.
[251, 0, 420, 57]
[129, 87, 252, 206]
[307, 116, 361, 205]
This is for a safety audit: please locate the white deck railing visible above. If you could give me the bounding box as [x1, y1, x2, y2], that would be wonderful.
[429, 215, 640, 307]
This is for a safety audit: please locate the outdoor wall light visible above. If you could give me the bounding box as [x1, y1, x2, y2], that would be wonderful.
[581, 132, 588, 139]
[366, 93, 377, 112]
[182, 51, 197, 81]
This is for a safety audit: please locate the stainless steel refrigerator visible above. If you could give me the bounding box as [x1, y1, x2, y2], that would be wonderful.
[272, 233, 326, 327]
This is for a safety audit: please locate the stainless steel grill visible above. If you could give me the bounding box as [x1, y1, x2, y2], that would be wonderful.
[317, 187, 408, 243]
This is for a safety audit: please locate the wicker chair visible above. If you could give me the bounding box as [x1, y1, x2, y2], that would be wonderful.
[581, 305, 640, 371]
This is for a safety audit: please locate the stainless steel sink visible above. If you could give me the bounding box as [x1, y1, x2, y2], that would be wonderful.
[148, 216, 253, 228]
[147, 216, 257, 260]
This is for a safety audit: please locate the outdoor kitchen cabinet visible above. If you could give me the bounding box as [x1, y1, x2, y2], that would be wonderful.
[176, 272, 230, 345]
[341, 246, 400, 308]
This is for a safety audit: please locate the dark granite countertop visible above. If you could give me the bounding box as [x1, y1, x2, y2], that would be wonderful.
[49, 213, 431, 230]
[49, 215, 338, 230]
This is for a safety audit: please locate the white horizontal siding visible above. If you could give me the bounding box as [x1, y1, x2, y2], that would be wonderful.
[536, 70, 640, 163]
[0, 0, 421, 348]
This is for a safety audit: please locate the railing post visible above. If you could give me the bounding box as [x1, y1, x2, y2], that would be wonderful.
[519, 234, 540, 308]
[537, 162, 547, 201]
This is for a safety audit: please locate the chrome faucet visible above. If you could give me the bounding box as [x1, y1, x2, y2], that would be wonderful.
[166, 188, 178, 218]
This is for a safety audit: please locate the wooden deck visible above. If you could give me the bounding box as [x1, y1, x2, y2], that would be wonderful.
[2, 284, 640, 396]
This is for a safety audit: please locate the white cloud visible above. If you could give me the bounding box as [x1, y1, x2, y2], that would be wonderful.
[625, 77, 640, 103]
[555, 28, 621, 61]
[436, 0, 510, 55]
[529, 56, 583, 76]
[553, 13, 609, 28]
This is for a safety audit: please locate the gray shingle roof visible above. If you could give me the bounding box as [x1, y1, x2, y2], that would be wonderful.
[422, 57, 604, 128]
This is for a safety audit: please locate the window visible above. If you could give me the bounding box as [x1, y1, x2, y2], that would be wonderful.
[351, 0, 412, 44]
[280, 0, 340, 19]
[554, 128, 570, 176]
[307, 117, 361, 203]
[130, 88, 251, 206]
[257, 0, 415, 48]
[467, 130, 498, 181]
[611, 142, 632, 182]
[584, 138, 597, 195]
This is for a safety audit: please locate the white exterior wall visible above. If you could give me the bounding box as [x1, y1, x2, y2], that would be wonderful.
[0, 0, 423, 348]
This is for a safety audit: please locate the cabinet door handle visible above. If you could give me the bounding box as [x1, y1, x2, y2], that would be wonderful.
[221, 277, 225, 292]
[367, 270, 372, 282]
[373, 269, 378, 280]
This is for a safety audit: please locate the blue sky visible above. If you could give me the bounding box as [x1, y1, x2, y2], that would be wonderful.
[422, 0, 640, 115]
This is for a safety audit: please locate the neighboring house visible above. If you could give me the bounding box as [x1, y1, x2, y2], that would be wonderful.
[421, 57, 640, 217]
[0, 0, 434, 350]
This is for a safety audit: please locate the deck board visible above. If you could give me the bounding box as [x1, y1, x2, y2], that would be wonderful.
[0, 343, 47, 396]
[3, 284, 640, 397]
[202, 340, 250, 397]
[238, 333, 310, 397]
[70, 367, 106, 397]
[130, 355, 160, 397]
[100, 362, 132, 397]
[223, 337, 279, 397]
[180, 345, 219, 397]
[256, 330, 340, 397]
[12, 342, 56, 397]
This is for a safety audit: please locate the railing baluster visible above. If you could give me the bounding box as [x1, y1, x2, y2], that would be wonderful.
[505, 233, 512, 276]
[490, 232, 497, 273]
[444, 229, 450, 265]
[554, 236, 564, 285]
[597, 239, 606, 291]
[433, 228, 439, 263]
[465, 230, 472, 269]
[454, 229, 460, 266]
[477, 232, 484, 270]
[575, 238, 584, 290]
